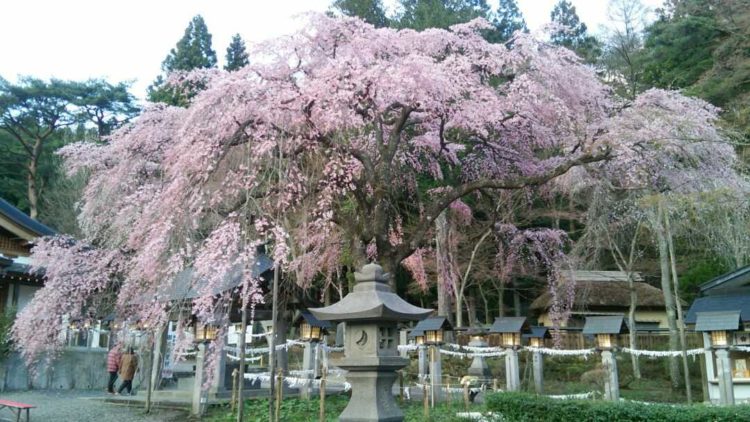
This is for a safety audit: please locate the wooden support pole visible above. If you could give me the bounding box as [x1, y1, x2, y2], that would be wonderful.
[319, 368, 327, 422]
[423, 383, 429, 419]
[231, 368, 238, 414]
[275, 368, 283, 422]
[399, 371, 404, 403]
[463, 383, 470, 411]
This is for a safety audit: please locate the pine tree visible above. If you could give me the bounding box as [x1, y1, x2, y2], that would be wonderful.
[489, 0, 527, 43]
[550, 0, 602, 62]
[550, 0, 588, 48]
[162, 15, 217, 71]
[224, 34, 249, 72]
[397, 0, 492, 31]
[332, 0, 389, 28]
[148, 15, 217, 104]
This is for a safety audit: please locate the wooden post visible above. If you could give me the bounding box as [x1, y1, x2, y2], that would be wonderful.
[146, 323, 166, 413]
[191, 343, 206, 417]
[446, 383, 451, 409]
[422, 383, 429, 419]
[319, 368, 327, 422]
[231, 368, 238, 413]
[699, 352, 709, 402]
[463, 382, 470, 411]
[399, 371, 404, 403]
[237, 303, 248, 422]
[275, 368, 283, 422]
[269, 263, 280, 422]
[493, 378, 498, 392]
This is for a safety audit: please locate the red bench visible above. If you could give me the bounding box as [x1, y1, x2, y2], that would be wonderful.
[0, 399, 34, 422]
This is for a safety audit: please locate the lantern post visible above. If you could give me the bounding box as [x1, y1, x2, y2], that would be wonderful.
[295, 311, 331, 399]
[465, 324, 492, 380]
[695, 311, 741, 405]
[525, 327, 550, 394]
[583, 315, 627, 401]
[490, 317, 529, 392]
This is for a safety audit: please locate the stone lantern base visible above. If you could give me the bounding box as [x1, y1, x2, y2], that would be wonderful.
[466, 339, 493, 379]
[336, 356, 408, 422]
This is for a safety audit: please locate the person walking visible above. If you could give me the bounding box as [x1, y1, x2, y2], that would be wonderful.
[117, 347, 139, 395]
[106, 344, 122, 394]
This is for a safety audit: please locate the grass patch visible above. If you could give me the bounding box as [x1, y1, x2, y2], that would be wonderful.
[205, 394, 486, 422]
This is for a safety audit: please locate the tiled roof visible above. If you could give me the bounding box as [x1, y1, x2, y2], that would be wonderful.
[582, 315, 627, 335]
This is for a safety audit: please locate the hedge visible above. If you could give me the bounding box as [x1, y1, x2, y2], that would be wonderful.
[485, 392, 750, 422]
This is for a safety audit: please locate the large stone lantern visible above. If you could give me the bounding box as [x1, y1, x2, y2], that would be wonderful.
[310, 263, 432, 421]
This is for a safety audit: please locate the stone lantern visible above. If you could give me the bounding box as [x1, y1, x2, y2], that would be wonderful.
[490, 317, 529, 392]
[295, 311, 332, 399]
[465, 324, 492, 379]
[582, 315, 628, 401]
[410, 316, 451, 404]
[695, 310, 741, 405]
[310, 263, 432, 421]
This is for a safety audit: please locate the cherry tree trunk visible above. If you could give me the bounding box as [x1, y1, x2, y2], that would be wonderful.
[435, 212, 454, 325]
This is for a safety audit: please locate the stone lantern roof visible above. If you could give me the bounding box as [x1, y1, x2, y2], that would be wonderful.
[310, 263, 432, 322]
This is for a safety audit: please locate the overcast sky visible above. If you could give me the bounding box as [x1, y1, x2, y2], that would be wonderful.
[0, 0, 663, 100]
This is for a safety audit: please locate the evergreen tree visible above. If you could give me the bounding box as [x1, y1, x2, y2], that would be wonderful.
[162, 15, 217, 72]
[550, 0, 588, 48]
[397, 0, 492, 31]
[224, 34, 249, 72]
[148, 15, 217, 105]
[332, 0, 389, 28]
[489, 0, 527, 43]
[550, 0, 602, 62]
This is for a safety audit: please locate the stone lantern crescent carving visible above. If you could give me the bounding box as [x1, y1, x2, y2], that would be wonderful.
[310, 262, 432, 422]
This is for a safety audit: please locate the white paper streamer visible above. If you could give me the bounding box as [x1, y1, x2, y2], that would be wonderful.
[732, 346, 750, 353]
[234, 339, 307, 355]
[621, 347, 706, 357]
[443, 343, 506, 353]
[523, 346, 596, 358]
[244, 372, 351, 392]
[397, 344, 421, 352]
[439, 348, 507, 358]
[548, 391, 597, 400]
[320, 344, 345, 353]
[226, 353, 262, 362]
[414, 383, 481, 394]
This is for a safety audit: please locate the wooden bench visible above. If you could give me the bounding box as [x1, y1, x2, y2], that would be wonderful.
[0, 399, 34, 422]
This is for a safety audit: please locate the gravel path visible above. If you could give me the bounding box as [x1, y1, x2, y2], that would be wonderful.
[0, 390, 187, 422]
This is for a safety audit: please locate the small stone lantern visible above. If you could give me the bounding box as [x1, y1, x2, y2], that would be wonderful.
[490, 317, 529, 392]
[294, 311, 332, 399]
[465, 324, 492, 379]
[695, 310, 741, 405]
[524, 327, 550, 394]
[583, 315, 628, 401]
[296, 311, 330, 343]
[193, 322, 218, 343]
[410, 316, 451, 403]
[310, 263, 432, 421]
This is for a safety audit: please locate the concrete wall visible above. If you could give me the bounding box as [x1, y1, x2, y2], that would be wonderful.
[0, 347, 146, 392]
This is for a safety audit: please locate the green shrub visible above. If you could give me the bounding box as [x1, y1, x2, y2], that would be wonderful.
[485, 392, 750, 422]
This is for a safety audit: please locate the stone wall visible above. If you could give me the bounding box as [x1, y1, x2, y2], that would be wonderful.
[0, 347, 146, 391]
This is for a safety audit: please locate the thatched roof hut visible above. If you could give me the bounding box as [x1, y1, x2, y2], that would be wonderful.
[530, 271, 676, 329]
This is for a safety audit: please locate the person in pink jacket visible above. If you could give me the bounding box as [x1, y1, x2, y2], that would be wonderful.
[106, 345, 122, 394]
